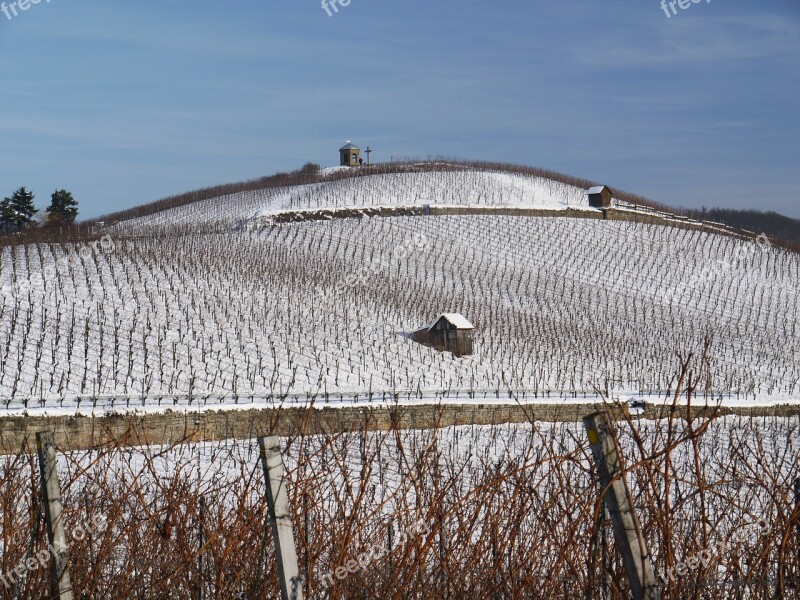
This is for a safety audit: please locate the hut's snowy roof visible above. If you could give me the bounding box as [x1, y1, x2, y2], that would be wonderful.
[586, 186, 608, 195]
[412, 313, 474, 334]
[432, 313, 474, 330]
[340, 142, 360, 151]
[438, 313, 474, 329]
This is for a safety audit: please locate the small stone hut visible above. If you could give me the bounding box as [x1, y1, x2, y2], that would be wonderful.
[411, 313, 474, 357]
[339, 142, 361, 167]
[586, 185, 612, 208]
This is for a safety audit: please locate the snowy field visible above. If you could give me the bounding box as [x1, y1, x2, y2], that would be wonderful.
[0, 168, 798, 414]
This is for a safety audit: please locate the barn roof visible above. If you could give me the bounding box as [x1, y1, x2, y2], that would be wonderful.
[432, 313, 474, 330]
[586, 185, 609, 195]
[340, 142, 360, 151]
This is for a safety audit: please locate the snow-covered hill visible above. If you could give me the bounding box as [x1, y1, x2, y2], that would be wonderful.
[120, 170, 593, 231]
[0, 165, 798, 413]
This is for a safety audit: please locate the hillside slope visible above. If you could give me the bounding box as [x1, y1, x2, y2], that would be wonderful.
[0, 166, 798, 411]
[119, 169, 593, 232]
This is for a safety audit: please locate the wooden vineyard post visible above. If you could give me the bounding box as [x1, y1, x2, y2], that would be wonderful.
[258, 436, 303, 600]
[35, 431, 74, 600]
[583, 413, 660, 600]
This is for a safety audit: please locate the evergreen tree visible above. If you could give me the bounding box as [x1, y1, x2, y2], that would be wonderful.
[0, 197, 15, 231]
[46, 189, 79, 224]
[0, 187, 37, 230]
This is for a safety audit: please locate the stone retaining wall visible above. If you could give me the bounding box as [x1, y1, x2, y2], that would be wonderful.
[1, 402, 798, 454]
[263, 205, 749, 241]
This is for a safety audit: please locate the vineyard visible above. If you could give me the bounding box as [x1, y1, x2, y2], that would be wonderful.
[0, 163, 798, 599]
[0, 165, 798, 411]
[0, 411, 797, 598]
[120, 168, 593, 231]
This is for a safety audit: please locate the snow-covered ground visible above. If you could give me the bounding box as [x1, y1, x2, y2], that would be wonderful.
[119, 170, 593, 232]
[0, 168, 798, 414]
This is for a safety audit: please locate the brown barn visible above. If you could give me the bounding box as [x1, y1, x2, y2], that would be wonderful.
[411, 313, 474, 357]
[339, 142, 361, 167]
[586, 185, 612, 208]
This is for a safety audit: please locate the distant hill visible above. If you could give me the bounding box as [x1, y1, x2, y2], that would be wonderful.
[686, 207, 800, 250]
[89, 159, 678, 226]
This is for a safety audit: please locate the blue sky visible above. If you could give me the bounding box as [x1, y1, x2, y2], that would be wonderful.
[1, 0, 798, 219]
